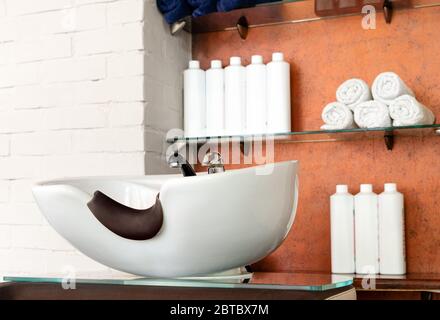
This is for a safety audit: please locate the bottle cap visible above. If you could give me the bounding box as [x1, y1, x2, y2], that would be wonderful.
[384, 183, 397, 192]
[360, 184, 373, 193]
[210, 60, 222, 69]
[251, 55, 263, 64]
[229, 56, 242, 66]
[336, 185, 348, 193]
[189, 60, 200, 69]
[272, 52, 284, 62]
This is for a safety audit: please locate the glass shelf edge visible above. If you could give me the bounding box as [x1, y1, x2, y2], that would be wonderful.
[167, 124, 440, 144]
[188, 0, 440, 34]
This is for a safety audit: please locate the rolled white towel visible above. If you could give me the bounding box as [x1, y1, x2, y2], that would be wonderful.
[353, 100, 392, 128]
[336, 78, 372, 110]
[372, 71, 414, 105]
[321, 102, 356, 130]
[389, 95, 435, 126]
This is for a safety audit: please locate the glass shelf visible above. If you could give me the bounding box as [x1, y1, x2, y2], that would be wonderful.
[167, 124, 440, 148]
[187, 0, 440, 34]
[3, 272, 353, 292]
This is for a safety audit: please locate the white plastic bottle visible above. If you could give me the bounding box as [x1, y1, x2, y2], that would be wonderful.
[184, 60, 206, 138]
[206, 60, 225, 137]
[246, 55, 267, 135]
[354, 184, 379, 274]
[266, 52, 291, 134]
[224, 56, 246, 136]
[379, 183, 406, 275]
[330, 185, 355, 274]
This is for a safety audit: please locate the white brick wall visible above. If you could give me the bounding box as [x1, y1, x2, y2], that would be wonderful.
[108, 0, 144, 25]
[0, 0, 190, 277]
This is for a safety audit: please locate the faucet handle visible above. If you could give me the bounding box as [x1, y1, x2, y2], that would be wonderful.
[202, 152, 223, 166]
[202, 152, 225, 174]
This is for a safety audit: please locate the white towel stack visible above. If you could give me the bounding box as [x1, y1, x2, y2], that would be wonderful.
[372, 72, 414, 105]
[354, 100, 391, 128]
[320, 72, 436, 130]
[389, 95, 436, 126]
[321, 102, 356, 130]
[336, 78, 372, 110]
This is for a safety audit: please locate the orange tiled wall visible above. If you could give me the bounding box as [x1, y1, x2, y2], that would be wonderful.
[192, 6, 440, 273]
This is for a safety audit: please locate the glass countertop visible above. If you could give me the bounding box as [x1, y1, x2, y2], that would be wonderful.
[3, 272, 353, 292]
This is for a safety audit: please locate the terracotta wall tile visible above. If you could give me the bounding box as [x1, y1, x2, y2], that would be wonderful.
[193, 6, 440, 273]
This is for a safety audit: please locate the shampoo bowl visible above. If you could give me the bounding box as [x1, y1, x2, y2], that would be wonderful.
[32, 161, 299, 278]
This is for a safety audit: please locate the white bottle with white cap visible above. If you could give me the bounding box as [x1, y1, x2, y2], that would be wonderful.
[330, 185, 355, 274]
[225, 56, 246, 136]
[266, 52, 291, 133]
[354, 184, 379, 274]
[184, 60, 206, 138]
[246, 55, 267, 135]
[379, 183, 406, 275]
[206, 60, 225, 137]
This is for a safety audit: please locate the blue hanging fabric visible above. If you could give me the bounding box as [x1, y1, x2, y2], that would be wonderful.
[217, 0, 278, 12]
[188, 0, 218, 17]
[156, 0, 281, 24]
[156, 0, 193, 24]
[217, 0, 255, 12]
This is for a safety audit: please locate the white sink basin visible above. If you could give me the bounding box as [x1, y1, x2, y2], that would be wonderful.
[32, 161, 299, 278]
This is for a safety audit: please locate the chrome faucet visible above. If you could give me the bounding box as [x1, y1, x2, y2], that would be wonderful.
[202, 152, 225, 174]
[167, 152, 197, 177]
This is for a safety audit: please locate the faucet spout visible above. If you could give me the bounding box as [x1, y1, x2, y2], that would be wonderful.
[167, 152, 197, 177]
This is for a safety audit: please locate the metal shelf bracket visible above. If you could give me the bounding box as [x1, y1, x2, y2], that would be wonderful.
[237, 16, 249, 39]
[384, 131, 394, 150]
[383, 0, 393, 24]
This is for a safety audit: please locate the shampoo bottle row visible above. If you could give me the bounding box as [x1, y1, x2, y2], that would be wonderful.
[330, 183, 405, 275]
[184, 53, 291, 138]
